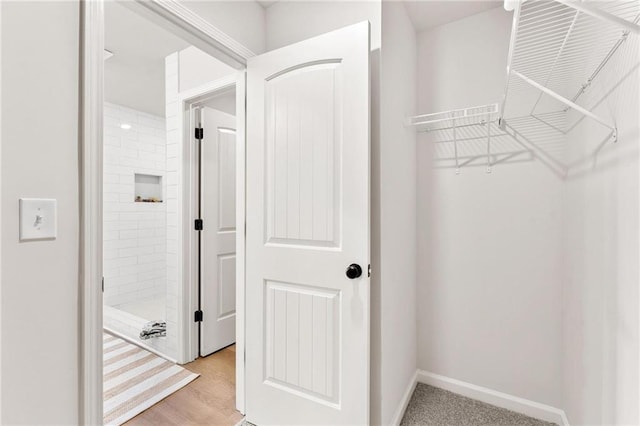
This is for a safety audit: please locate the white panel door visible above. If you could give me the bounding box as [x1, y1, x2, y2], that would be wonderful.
[246, 22, 370, 425]
[201, 107, 237, 356]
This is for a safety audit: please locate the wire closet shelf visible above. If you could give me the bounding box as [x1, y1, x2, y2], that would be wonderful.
[408, 104, 500, 174]
[499, 0, 640, 141]
[407, 104, 499, 133]
[408, 0, 640, 175]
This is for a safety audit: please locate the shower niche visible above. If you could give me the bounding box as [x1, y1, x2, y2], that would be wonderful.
[134, 173, 163, 203]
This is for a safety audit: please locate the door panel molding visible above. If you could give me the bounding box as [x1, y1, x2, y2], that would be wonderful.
[246, 21, 371, 426]
[217, 253, 236, 319]
[263, 280, 341, 405]
[264, 61, 343, 248]
[200, 107, 237, 357]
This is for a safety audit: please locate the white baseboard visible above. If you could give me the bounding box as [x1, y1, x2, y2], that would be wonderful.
[390, 370, 419, 426]
[416, 370, 569, 426]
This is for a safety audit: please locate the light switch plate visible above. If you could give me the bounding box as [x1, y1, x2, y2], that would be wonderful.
[19, 198, 57, 241]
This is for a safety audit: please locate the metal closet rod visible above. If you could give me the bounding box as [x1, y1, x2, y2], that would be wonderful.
[529, 9, 580, 115]
[411, 104, 496, 122]
[511, 70, 617, 135]
[415, 120, 497, 133]
[567, 13, 640, 107]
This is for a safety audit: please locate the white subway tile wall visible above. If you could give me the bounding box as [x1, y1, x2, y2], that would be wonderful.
[103, 102, 167, 309]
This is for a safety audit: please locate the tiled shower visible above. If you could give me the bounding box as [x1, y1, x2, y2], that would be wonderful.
[103, 102, 170, 355]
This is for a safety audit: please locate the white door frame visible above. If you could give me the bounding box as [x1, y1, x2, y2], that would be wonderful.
[175, 75, 246, 405]
[80, 1, 253, 423]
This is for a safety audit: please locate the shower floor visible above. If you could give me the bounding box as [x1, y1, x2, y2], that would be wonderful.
[103, 294, 172, 360]
[116, 294, 166, 321]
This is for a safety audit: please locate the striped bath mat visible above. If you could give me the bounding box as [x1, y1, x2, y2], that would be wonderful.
[103, 332, 199, 425]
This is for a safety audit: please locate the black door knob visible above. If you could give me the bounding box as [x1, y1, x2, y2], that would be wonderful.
[346, 264, 362, 279]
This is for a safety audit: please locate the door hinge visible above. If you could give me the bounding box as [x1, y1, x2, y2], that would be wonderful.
[194, 310, 203, 322]
[195, 127, 204, 140]
[368, 264, 371, 277]
[194, 219, 203, 231]
[102, 277, 104, 292]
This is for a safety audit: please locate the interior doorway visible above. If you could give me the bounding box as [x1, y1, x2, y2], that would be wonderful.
[193, 90, 239, 358]
[83, 3, 371, 425]
[99, 3, 245, 424]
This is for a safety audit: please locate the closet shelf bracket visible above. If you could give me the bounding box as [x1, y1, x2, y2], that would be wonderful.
[566, 18, 638, 108]
[511, 70, 618, 142]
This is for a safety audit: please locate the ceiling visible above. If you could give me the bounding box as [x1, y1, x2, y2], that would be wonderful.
[255, 1, 502, 29]
[105, 2, 190, 116]
[404, 1, 503, 32]
[104, 0, 503, 115]
[256, 0, 279, 8]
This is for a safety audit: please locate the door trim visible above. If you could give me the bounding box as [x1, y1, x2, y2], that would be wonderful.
[80, 1, 104, 424]
[175, 75, 246, 414]
[80, 1, 253, 423]
[177, 76, 238, 365]
[119, 0, 255, 69]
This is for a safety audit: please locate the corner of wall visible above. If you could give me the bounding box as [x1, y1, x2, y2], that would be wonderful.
[389, 370, 418, 426]
[378, 1, 418, 424]
[165, 52, 180, 360]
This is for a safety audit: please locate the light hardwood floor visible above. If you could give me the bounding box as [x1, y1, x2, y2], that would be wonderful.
[124, 345, 243, 426]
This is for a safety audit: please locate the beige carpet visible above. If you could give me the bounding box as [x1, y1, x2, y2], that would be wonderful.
[103, 332, 199, 425]
[401, 384, 556, 426]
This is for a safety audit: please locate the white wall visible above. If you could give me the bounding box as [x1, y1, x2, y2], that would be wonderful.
[1, 1, 80, 424]
[180, 1, 266, 54]
[103, 103, 167, 308]
[0, 1, 254, 422]
[416, 6, 564, 408]
[104, 1, 189, 117]
[265, 1, 380, 51]
[562, 34, 639, 425]
[178, 46, 236, 93]
[378, 3, 417, 424]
